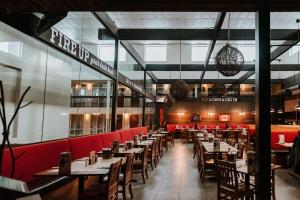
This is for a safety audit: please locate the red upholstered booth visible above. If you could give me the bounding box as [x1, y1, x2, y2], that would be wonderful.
[271, 130, 298, 150]
[131, 127, 148, 136]
[2, 139, 70, 182]
[68, 134, 103, 160]
[119, 130, 134, 143]
[100, 131, 121, 147]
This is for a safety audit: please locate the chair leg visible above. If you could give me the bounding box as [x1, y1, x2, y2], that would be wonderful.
[145, 168, 149, 179]
[150, 161, 154, 170]
[122, 185, 127, 200]
[129, 182, 134, 199]
[142, 170, 146, 184]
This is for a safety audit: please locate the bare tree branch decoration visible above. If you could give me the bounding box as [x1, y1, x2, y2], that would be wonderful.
[0, 80, 32, 177]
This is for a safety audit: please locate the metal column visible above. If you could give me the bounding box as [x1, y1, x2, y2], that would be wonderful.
[111, 39, 119, 131]
[255, 9, 271, 200]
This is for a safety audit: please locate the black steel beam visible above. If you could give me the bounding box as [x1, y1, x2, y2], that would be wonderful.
[118, 29, 298, 41]
[238, 71, 255, 83]
[255, 9, 271, 200]
[2, 0, 300, 12]
[146, 64, 300, 71]
[156, 79, 283, 84]
[271, 37, 299, 61]
[200, 12, 226, 84]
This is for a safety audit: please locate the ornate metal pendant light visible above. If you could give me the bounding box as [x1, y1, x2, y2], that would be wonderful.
[170, 39, 188, 101]
[215, 13, 244, 77]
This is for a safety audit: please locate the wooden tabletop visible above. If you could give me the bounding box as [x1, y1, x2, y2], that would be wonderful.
[115, 147, 144, 155]
[202, 142, 238, 153]
[135, 140, 153, 146]
[152, 133, 165, 137]
[276, 142, 293, 148]
[147, 137, 158, 140]
[35, 157, 126, 177]
[235, 159, 281, 175]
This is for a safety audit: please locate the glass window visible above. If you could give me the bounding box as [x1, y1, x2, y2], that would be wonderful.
[146, 73, 156, 96]
[0, 12, 115, 144]
[0, 41, 22, 57]
[119, 44, 144, 88]
[98, 45, 115, 61]
[191, 45, 209, 61]
[145, 45, 167, 61]
[117, 84, 143, 130]
[145, 98, 155, 129]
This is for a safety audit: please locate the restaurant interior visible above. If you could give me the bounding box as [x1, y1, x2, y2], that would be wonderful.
[1, 1, 300, 200]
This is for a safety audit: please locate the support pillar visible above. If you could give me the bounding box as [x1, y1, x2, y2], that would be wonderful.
[255, 9, 271, 200]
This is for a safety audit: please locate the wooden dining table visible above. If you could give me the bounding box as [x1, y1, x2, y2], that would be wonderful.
[35, 156, 126, 193]
[97, 147, 144, 157]
[202, 142, 238, 153]
[235, 159, 281, 200]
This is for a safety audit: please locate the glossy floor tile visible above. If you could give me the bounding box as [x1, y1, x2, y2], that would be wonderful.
[130, 140, 300, 200]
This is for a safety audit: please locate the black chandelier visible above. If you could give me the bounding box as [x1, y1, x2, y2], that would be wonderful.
[215, 13, 244, 77]
[170, 38, 188, 101]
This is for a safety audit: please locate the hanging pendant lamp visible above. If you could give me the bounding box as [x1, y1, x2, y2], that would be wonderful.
[170, 39, 188, 101]
[215, 12, 244, 77]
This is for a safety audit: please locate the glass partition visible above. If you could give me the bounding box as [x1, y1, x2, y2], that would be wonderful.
[0, 12, 115, 144]
[116, 83, 143, 130]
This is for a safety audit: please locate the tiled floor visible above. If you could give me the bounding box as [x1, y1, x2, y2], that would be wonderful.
[130, 140, 300, 200]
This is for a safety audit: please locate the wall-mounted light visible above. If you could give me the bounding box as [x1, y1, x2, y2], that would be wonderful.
[207, 112, 215, 116]
[84, 113, 91, 121]
[177, 112, 185, 116]
[238, 112, 246, 116]
[124, 112, 130, 120]
[251, 110, 256, 115]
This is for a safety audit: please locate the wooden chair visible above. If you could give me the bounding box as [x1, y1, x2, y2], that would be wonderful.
[216, 160, 254, 200]
[162, 135, 169, 152]
[237, 143, 245, 159]
[155, 138, 160, 164]
[119, 153, 134, 200]
[148, 140, 157, 170]
[199, 145, 215, 183]
[159, 136, 164, 158]
[133, 147, 148, 184]
[166, 131, 175, 146]
[79, 159, 122, 200]
[181, 128, 189, 143]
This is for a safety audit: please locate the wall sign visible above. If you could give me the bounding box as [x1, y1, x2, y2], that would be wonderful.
[159, 108, 164, 126]
[39, 27, 114, 77]
[125, 78, 143, 93]
[118, 73, 145, 94]
[200, 97, 238, 103]
[219, 114, 231, 122]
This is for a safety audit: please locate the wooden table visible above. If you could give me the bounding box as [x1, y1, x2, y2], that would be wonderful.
[202, 142, 238, 153]
[152, 133, 165, 137]
[235, 159, 281, 200]
[35, 157, 126, 193]
[147, 137, 158, 140]
[135, 140, 153, 147]
[277, 142, 293, 148]
[97, 148, 144, 156]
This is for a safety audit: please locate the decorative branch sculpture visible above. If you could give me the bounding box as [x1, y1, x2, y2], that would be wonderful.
[0, 80, 32, 177]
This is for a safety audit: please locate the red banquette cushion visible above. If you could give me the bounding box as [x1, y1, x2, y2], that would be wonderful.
[271, 130, 298, 150]
[101, 132, 121, 147]
[68, 134, 103, 160]
[119, 130, 133, 143]
[2, 139, 70, 182]
[131, 127, 148, 136]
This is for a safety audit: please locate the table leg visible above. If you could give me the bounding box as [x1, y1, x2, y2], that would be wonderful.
[78, 176, 85, 193]
[245, 174, 250, 200]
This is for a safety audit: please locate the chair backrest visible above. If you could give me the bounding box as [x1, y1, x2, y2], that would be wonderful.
[237, 143, 245, 159]
[151, 140, 157, 159]
[107, 159, 122, 200]
[142, 146, 148, 167]
[155, 138, 160, 154]
[124, 153, 135, 185]
[159, 136, 163, 150]
[216, 160, 239, 191]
